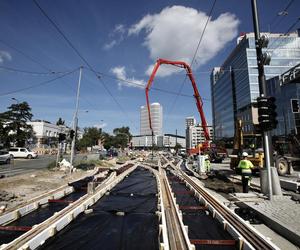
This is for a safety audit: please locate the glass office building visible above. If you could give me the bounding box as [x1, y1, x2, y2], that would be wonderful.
[211, 32, 300, 140]
[266, 69, 300, 136]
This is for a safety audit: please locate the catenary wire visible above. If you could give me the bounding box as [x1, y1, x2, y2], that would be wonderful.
[32, 0, 138, 129]
[268, 0, 295, 31]
[167, 0, 217, 114]
[0, 68, 79, 97]
[0, 65, 74, 76]
[0, 39, 53, 72]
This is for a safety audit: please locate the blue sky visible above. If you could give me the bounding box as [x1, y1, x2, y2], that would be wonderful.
[0, 0, 299, 136]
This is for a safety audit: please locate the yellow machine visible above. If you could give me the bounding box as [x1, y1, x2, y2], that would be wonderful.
[230, 119, 264, 173]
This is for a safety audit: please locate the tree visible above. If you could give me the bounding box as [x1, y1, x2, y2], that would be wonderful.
[77, 127, 102, 150]
[174, 143, 182, 153]
[112, 126, 132, 149]
[56, 117, 65, 126]
[0, 102, 34, 147]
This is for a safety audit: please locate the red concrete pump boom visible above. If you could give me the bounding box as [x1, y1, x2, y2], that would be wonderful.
[145, 58, 210, 142]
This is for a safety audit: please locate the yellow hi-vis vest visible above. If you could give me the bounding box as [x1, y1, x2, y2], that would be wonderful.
[238, 159, 254, 174]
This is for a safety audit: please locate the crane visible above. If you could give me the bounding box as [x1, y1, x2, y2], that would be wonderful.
[145, 58, 210, 151]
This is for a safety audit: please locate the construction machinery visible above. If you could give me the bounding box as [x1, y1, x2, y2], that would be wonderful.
[145, 58, 225, 162]
[230, 119, 300, 176]
[273, 134, 300, 175]
[230, 119, 264, 174]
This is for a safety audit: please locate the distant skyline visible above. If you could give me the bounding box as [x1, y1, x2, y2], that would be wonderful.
[0, 0, 299, 136]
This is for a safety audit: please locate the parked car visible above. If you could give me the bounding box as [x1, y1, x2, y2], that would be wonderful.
[9, 148, 38, 159]
[0, 150, 11, 164]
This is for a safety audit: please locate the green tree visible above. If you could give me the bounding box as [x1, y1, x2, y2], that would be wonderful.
[112, 126, 132, 149]
[174, 143, 182, 153]
[56, 117, 65, 126]
[77, 127, 102, 150]
[0, 102, 34, 147]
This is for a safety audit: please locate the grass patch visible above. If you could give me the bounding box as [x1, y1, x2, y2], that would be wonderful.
[47, 161, 57, 170]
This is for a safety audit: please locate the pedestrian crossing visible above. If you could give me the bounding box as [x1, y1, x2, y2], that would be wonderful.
[0, 168, 27, 176]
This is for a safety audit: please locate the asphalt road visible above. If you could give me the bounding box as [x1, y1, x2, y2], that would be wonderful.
[0, 154, 93, 177]
[0, 155, 57, 177]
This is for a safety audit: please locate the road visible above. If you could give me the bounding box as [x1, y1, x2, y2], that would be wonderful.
[0, 154, 94, 177]
[0, 155, 56, 177]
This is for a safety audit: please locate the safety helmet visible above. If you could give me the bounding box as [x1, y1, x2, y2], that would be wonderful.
[242, 152, 248, 157]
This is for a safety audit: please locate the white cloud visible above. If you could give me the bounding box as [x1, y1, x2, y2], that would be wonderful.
[129, 5, 239, 77]
[110, 66, 146, 89]
[103, 40, 117, 50]
[0, 51, 12, 63]
[94, 123, 107, 129]
[103, 24, 126, 50]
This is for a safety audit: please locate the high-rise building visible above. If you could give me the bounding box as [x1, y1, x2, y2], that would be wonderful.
[211, 32, 300, 140]
[140, 103, 163, 136]
[186, 125, 213, 150]
[185, 116, 196, 128]
[266, 65, 300, 136]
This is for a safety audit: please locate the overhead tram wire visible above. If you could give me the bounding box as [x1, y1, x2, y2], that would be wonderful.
[0, 67, 79, 97]
[0, 39, 53, 72]
[0, 65, 74, 76]
[268, 0, 295, 31]
[167, 0, 217, 113]
[87, 67, 212, 101]
[265, 17, 300, 55]
[32, 0, 138, 129]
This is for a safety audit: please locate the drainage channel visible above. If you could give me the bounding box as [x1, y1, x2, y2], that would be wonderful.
[166, 169, 237, 250]
[37, 166, 159, 250]
[0, 171, 106, 246]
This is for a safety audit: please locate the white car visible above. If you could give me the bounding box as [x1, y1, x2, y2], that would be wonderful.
[9, 148, 38, 159]
[0, 150, 11, 164]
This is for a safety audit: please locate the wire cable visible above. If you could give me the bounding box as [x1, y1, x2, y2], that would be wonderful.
[0, 39, 53, 72]
[0, 68, 78, 97]
[168, 0, 217, 113]
[32, 0, 138, 129]
[268, 0, 295, 31]
[0, 65, 73, 76]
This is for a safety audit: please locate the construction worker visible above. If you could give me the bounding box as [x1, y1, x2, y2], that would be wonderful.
[237, 152, 254, 193]
[204, 156, 211, 174]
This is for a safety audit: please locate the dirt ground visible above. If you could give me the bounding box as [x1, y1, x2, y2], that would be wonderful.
[0, 169, 91, 211]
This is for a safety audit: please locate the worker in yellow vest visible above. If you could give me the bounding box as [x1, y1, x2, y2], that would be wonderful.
[204, 156, 211, 174]
[237, 152, 254, 193]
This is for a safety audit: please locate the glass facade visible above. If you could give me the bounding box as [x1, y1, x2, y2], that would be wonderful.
[211, 32, 300, 140]
[267, 76, 300, 136]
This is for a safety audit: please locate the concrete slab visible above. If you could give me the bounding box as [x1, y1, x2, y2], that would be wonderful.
[241, 195, 300, 247]
[280, 179, 300, 192]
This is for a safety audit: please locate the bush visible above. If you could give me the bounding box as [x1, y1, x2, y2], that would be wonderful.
[47, 161, 57, 170]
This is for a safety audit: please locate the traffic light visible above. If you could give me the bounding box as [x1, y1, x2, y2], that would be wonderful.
[257, 96, 278, 131]
[70, 130, 75, 139]
[58, 133, 66, 142]
[291, 99, 299, 113]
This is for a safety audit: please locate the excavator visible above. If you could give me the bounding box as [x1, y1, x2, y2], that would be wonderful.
[230, 119, 300, 176]
[145, 58, 226, 162]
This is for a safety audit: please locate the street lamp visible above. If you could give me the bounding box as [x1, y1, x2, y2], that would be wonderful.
[11, 98, 20, 104]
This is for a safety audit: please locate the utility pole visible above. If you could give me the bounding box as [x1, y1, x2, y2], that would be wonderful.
[70, 67, 82, 171]
[251, 0, 273, 199]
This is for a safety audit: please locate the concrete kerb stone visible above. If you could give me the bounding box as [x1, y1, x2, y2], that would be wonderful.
[243, 200, 300, 247]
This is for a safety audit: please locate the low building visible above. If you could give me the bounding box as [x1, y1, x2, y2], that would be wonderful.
[27, 120, 83, 148]
[131, 134, 185, 149]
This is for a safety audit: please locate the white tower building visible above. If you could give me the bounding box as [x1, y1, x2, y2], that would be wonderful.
[140, 103, 163, 136]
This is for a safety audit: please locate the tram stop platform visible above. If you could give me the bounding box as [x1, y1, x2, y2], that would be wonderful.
[231, 193, 300, 247]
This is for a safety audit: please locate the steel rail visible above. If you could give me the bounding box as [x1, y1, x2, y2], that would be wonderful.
[1, 164, 137, 250]
[162, 170, 194, 250]
[179, 170, 278, 250]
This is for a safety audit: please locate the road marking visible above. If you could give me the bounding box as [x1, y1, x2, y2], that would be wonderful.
[0, 168, 26, 175]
